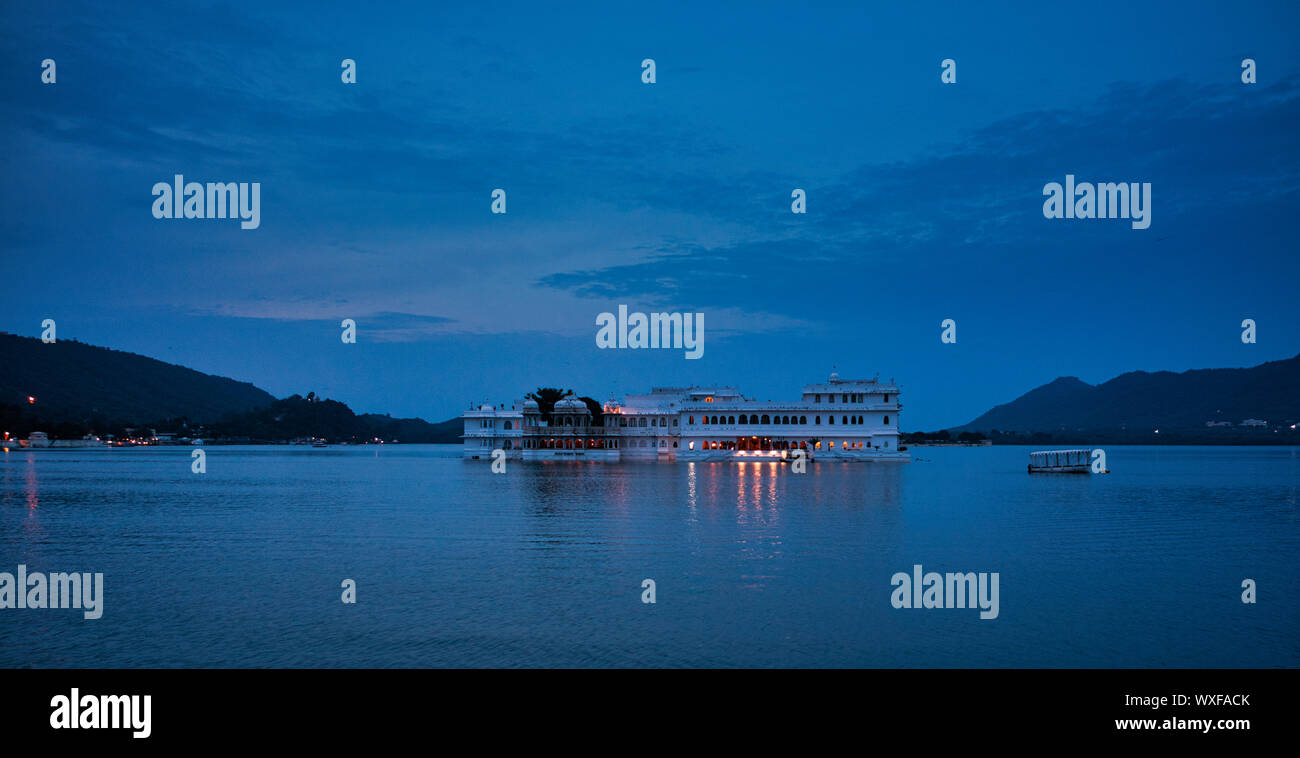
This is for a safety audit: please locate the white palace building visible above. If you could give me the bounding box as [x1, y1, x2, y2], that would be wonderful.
[462, 373, 909, 463]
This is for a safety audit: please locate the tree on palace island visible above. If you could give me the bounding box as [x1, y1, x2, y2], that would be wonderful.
[526, 388, 574, 423]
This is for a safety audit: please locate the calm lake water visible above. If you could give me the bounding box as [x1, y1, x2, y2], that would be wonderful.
[1, 444, 1296, 668]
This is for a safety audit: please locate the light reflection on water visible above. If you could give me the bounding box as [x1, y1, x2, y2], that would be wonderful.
[0, 444, 1295, 668]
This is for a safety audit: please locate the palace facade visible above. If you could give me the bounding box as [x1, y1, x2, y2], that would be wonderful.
[462, 373, 908, 462]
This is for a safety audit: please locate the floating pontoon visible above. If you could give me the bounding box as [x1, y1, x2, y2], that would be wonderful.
[1027, 448, 1096, 473]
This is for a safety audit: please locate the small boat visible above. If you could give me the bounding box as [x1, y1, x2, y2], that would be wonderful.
[311, 439, 328, 448]
[1027, 448, 1099, 474]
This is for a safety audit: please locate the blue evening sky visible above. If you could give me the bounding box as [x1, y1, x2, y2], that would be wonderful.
[2, 1, 1297, 428]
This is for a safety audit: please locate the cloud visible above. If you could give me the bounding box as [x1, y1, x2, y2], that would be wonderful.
[537, 77, 1300, 321]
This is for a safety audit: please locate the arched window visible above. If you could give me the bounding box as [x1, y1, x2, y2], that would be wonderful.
[842, 416, 848, 425]
[639, 418, 647, 427]
[739, 415, 747, 424]
[829, 416, 834, 424]
[799, 416, 806, 424]
[857, 415, 863, 424]
[749, 414, 758, 424]
[761, 414, 770, 424]
[504, 420, 512, 430]
[688, 416, 694, 424]
[781, 415, 789, 424]
[883, 415, 890, 425]
[728, 416, 735, 424]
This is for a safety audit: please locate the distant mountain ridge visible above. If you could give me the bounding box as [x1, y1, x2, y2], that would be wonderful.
[0, 332, 275, 425]
[953, 354, 1300, 438]
[211, 393, 461, 443]
[0, 332, 462, 442]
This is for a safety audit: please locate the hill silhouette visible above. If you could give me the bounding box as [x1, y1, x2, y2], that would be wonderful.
[0, 332, 461, 442]
[1, 332, 274, 426]
[952, 353, 1300, 444]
